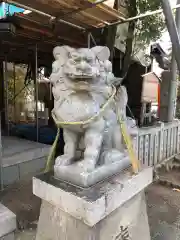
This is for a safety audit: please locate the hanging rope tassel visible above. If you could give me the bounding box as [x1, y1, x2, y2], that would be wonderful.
[45, 127, 60, 172]
[116, 107, 140, 174]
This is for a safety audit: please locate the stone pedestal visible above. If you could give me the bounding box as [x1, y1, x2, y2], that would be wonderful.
[33, 168, 152, 240]
[0, 204, 16, 240]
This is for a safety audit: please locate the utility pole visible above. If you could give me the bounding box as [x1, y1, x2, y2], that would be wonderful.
[168, 0, 180, 121]
[161, 0, 180, 121]
[161, 0, 180, 73]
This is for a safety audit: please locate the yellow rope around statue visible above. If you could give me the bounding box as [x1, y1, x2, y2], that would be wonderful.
[116, 106, 140, 174]
[45, 85, 140, 174]
[51, 85, 117, 126]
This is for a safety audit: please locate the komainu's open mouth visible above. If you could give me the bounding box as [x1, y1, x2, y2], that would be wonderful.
[68, 73, 94, 79]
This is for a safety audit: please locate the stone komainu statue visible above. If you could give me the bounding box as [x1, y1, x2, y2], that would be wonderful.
[49, 45, 138, 187]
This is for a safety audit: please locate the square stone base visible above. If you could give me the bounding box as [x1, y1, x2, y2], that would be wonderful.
[36, 192, 150, 240]
[34, 168, 152, 240]
[0, 204, 16, 240]
[0, 233, 14, 240]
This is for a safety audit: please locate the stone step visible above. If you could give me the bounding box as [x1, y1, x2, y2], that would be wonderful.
[157, 165, 180, 189]
[2, 136, 50, 186]
[155, 154, 180, 174]
[174, 154, 180, 164]
[0, 204, 16, 240]
[154, 154, 180, 189]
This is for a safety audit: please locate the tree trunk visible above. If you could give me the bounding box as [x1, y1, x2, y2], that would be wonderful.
[121, 0, 137, 77]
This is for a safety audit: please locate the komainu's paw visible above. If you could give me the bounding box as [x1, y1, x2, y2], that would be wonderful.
[55, 155, 74, 166]
[77, 159, 96, 172]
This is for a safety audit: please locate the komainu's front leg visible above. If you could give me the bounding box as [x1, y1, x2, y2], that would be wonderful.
[55, 128, 78, 166]
[78, 118, 105, 172]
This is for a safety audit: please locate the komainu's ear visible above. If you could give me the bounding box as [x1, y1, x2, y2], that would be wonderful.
[53, 46, 74, 65]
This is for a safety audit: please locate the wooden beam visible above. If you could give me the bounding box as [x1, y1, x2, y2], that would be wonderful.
[12, 14, 87, 46]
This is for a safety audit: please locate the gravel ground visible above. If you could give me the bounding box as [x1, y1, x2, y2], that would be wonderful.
[15, 229, 36, 240]
[146, 182, 180, 240]
[0, 179, 40, 230]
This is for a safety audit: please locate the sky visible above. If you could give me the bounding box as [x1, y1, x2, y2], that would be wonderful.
[158, 0, 177, 53]
[153, 0, 177, 75]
